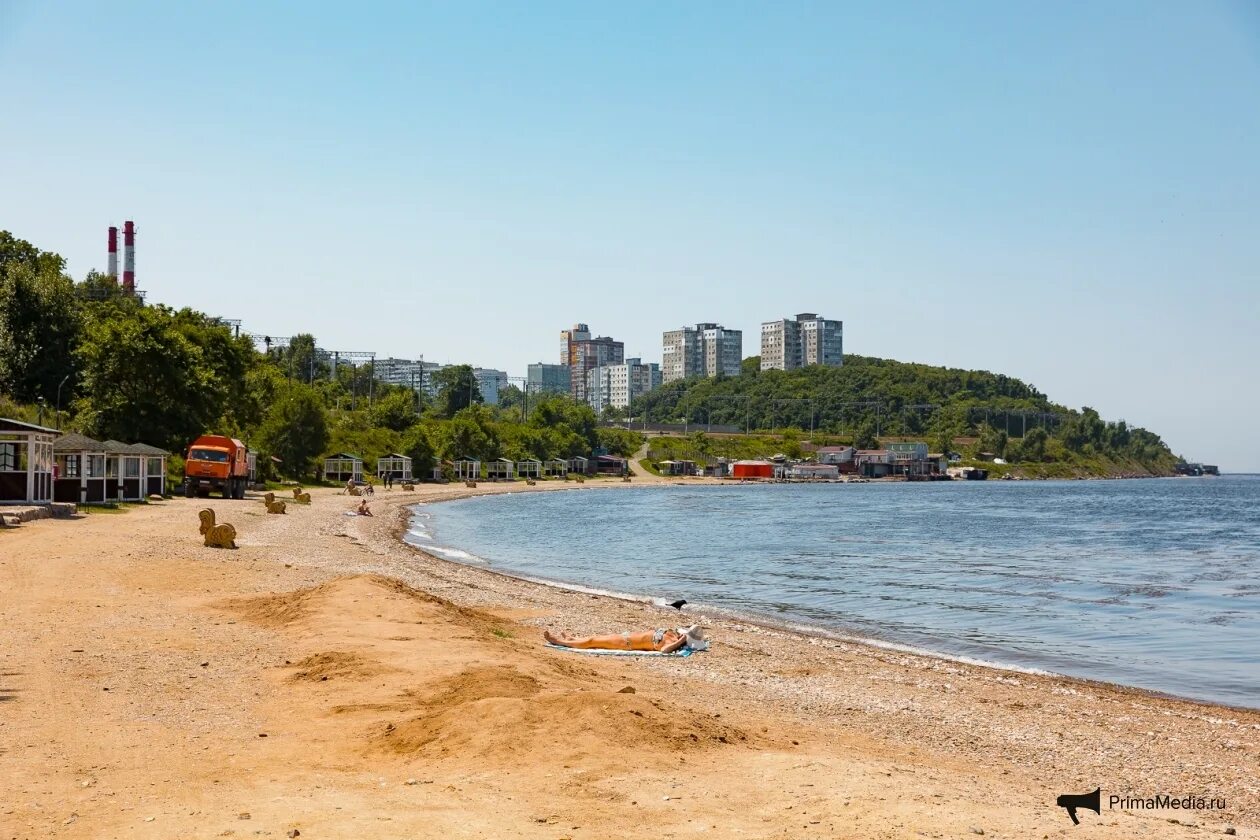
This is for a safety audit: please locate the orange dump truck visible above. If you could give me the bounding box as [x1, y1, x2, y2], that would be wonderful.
[183, 435, 249, 499]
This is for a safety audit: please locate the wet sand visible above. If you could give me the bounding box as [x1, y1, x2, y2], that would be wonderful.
[0, 480, 1255, 839]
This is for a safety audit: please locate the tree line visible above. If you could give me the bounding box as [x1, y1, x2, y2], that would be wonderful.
[0, 231, 640, 481]
[628, 355, 1177, 469]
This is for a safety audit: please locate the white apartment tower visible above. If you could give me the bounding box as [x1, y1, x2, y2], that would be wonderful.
[661, 323, 742, 383]
[586, 358, 662, 413]
[760, 313, 843, 371]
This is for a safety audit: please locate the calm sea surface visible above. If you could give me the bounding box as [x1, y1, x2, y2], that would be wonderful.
[405, 477, 1260, 708]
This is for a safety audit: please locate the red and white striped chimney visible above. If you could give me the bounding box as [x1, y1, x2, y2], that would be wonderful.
[122, 220, 136, 293]
[107, 226, 119, 281]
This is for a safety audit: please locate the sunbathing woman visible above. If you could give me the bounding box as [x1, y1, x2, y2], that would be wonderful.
[544, 625, 706, 653]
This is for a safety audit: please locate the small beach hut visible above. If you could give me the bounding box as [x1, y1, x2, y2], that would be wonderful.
[0, 418, 59, 505]
[568, 455, 591, 475]
[487, 458, 515, 480]
[544, 458, 568, 477]
[323, 453, 364, 483]
[101, 440, 137, 500]
[516, 458, 542, 479]
[99, 441, 169, 500]
[377, 453, 413, 482]
[53, 432, 108, 503]
[453, 457, 481, 480]
[126, 442, 170, 497]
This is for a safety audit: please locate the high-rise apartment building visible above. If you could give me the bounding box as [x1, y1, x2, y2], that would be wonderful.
[760, 313, 843, 371]
[700, 323, 742, 378]
[526, 363, 571, 395]
[561, 323, 624, 402]
[586, 358, 662, 413]
[661, 323, 742, 383]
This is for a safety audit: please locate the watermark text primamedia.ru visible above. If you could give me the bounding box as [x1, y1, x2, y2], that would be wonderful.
[1110, 794, 1226, 811]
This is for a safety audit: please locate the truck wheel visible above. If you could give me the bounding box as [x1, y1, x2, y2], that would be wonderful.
[234, 480, 245, 500]
[184, 481, 195, 499]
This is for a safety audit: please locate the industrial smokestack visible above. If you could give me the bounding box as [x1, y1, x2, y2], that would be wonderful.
[107, 226, 119, 280]
[122, 220, 135, 293]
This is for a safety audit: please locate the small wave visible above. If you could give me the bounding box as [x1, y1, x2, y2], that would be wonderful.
[423, 545, 487, 563]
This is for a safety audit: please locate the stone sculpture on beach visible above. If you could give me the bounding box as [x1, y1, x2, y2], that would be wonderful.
[198, 509, 237, 549]
[291, 487, 312, 504]
[261, 493, 286, 514]
[400, 482, 415, 491]
[464, 480, 477, 488]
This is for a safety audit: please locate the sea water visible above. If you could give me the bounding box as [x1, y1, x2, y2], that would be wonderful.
[405, 476, 1260, 708]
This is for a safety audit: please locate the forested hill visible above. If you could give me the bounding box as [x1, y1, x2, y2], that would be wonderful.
[632, 355, 1177, 471]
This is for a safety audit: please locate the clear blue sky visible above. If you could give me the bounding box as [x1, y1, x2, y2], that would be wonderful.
[3, 1, 1258, 469]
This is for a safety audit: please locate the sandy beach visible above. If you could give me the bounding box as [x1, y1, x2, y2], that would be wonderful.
[1, 481, 1255, 839]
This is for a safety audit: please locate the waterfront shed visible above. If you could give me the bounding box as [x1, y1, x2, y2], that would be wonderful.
[731, 460, 774, 479]
[0, 418, 59, 505]
[568, 455, 591, 475]
[855, 450, 894, 478]
[595, 455, 627, 476]
[816, 446, 856, 466]
[516, 458, 542, 479]
[453, 457, 481, 480]
[377, 453, 413, 482]
[790, 463, 840, 480]
[544, 458, 568, 477]
[323, 453, 364, 483]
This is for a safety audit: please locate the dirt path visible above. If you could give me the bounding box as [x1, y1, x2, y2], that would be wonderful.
[0, 486, 1254, 839]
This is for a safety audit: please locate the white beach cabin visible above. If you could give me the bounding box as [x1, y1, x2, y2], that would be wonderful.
[377, 453, 413, 482]
[324, 453, 364, 483]
[0, 418, 58, 505]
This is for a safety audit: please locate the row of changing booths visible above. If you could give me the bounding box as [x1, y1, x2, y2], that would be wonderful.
[0, 419, 170, 506]
[322, 452, 629, 484]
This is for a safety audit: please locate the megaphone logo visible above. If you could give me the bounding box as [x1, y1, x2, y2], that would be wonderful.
[1056, 787, 1101, 825]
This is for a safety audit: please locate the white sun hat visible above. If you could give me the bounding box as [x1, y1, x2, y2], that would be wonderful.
[680, 625, 710, 651]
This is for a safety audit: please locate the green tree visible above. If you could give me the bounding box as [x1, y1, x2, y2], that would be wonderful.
[432, 364, 482, 417]
[0, 232, 81, 405]
[74, 305, 251, 450]
[399, 423, 437, 479]
[258, 382, 329, 479]
[853, 421, 879, 451]
[440, 405, 499, 460]
[369, 388, 420, 432]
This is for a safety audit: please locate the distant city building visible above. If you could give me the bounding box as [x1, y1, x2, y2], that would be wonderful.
[561, 322, 624, 403]
[560, 323, 590, 367]
[586, 357, 661, 413]
[472, 368, 509, 405]
[662, 323, 742, 383]
[527, 362, 571, 395]
[376, 359, 511, 403]
[374, 357, 442, 396]
[760, 313, 843, 371]
[701, 323, 742, 378]
[661, 327, 701, 382]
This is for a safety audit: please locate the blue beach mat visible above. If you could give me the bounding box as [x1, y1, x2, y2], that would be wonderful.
[545, 643, 695, 657]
